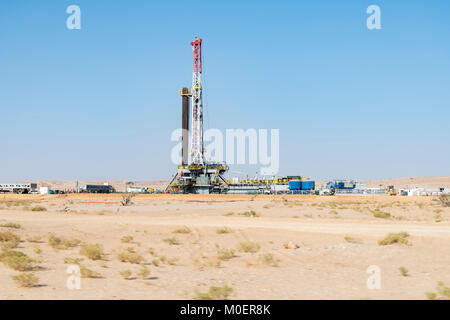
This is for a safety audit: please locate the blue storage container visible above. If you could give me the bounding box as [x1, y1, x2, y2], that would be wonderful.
[301, 180, 315, 190]
[288, 180, 301, 191]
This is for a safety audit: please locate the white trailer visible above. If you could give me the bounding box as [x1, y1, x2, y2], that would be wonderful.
[0, 183, 38, 194]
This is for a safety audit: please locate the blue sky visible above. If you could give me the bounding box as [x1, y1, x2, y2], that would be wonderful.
[1, 0, 449, 181]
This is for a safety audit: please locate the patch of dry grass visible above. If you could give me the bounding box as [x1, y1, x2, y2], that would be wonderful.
[172, 226, 191, 234]
[216, 227, 232, 234]
[12, 273, 39, 287]
[259, 253, 279, 266]
[238, 241, 261, 253]
[0, 231, 20, 249]
[378, 232, 410, 246]
[120, 235, 134, 243]
[117, 250, 144, 264]
[48, 234, 81, 250]
[194, 285, 233, 300]
[31, 206, 47, 212]
[0, 249, 36, 271]
[0, 222, 21, 229]
[216, 245, 236, 261]
[163, 237, 180, 245]
[79, 244, 104, 260]
[344, 236, 362, 244]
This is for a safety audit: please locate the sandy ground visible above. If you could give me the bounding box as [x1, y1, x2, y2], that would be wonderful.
[0, 193, 449, 300]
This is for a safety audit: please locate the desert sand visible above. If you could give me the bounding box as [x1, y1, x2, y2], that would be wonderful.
[1, 192, 449, 300]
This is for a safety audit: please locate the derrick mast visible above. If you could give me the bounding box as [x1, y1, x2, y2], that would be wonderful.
[190, 37, 204, 165]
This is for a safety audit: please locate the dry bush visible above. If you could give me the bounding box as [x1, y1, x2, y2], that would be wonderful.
[378, 232, 410, 246]
[259, 253, 279, 266]
[80, 244, 104, 260]
[216, 245, 236, 261]
[64, 257, 84, 265]
[0, 223, 21, 229]
[173, 226, 191, 234]
[80, 266, 101, 278]
[216, 227, 232, 234]
[399, 267, 409, 277]
[163, 237, 179, 245]
[31, 206, 47, 212]
[138, 266, 150, 279]
[194, 285, 233, 300]
[0, 250, 36, 271]
[240, 210, 259, 217]
[120, 270, 133, 280]
[223, 212, 234, 216]
[121, 235, 133, 243]
[26, 236, 42, 243]
[344, 236, 362, 244]
[439, 194, 450, 207]
[48, 234, 81, 250]
[426, 282, 450, 300]
[238, 241, 261, 253]
[151, 259, 160, 267]
[12, 273, 39, 288]
[33, 246, 42, 254]
[371, 209, 391, 219]
[0, 231, 20, 249]
[121, 193, 135, 206]
[117, 250, 144, 264]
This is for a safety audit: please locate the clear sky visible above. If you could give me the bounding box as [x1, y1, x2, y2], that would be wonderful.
[1, 0, 449, 182]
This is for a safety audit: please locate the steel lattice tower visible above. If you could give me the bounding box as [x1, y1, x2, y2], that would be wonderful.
[190, 37, 204, 165]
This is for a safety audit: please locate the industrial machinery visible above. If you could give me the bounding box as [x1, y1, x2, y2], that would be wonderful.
[0, 183, 38, 194]
[386, 185, 397, 196]
[78, 184, 115, 193]
[167, 38, 229, 194]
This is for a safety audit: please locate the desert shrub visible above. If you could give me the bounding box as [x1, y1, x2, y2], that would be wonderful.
[238, 241, 261, 253]
[194, 285, 233, 300]
[240, 210, 259, 217]
[216, 245, 235, 261]
[378, 232, 410, 246]
[121, 193, 135, 206]
[0, 250, 36, 271]
[173, 226, 191, 234]
[0, 231, 20, 249]
[117, 251, 144, 264]
[138, 266, 150, 279]
[148, 248, 155, 256]
[259, 253, 279, 266]
[344, 236, 361, 244]
[80, 266, 101, 278]
[163, 237, 179, 245]
[33, 246, 42, 254]
[216, 227, 232, 234]
[426, 282, 450, 300]
[120, 270, 132, 279]
[31, 206, 47, 212]
[399, 267, 409, 277]
[223, 212, 234, 216]
[371, 209, 391, 219]
[0, 223, 21, 229]
[26, 236, 42, 243]
[439, 194, 450, 207]
[64, 257, 84, 265]
[151, 259, 160, 267]
[12, 273, 39, 287]
[48, 234, 81, 250]
[121, 236, 133, 243]
[79, 244, 104, 260]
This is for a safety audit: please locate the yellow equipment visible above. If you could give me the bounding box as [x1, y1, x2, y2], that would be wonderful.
[386, 185, 397, 196]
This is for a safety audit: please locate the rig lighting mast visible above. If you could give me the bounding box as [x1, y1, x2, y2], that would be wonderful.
[190, 37, 204, 165]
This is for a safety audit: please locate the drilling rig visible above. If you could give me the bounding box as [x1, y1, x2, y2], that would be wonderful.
[167, 38, 228, 194]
